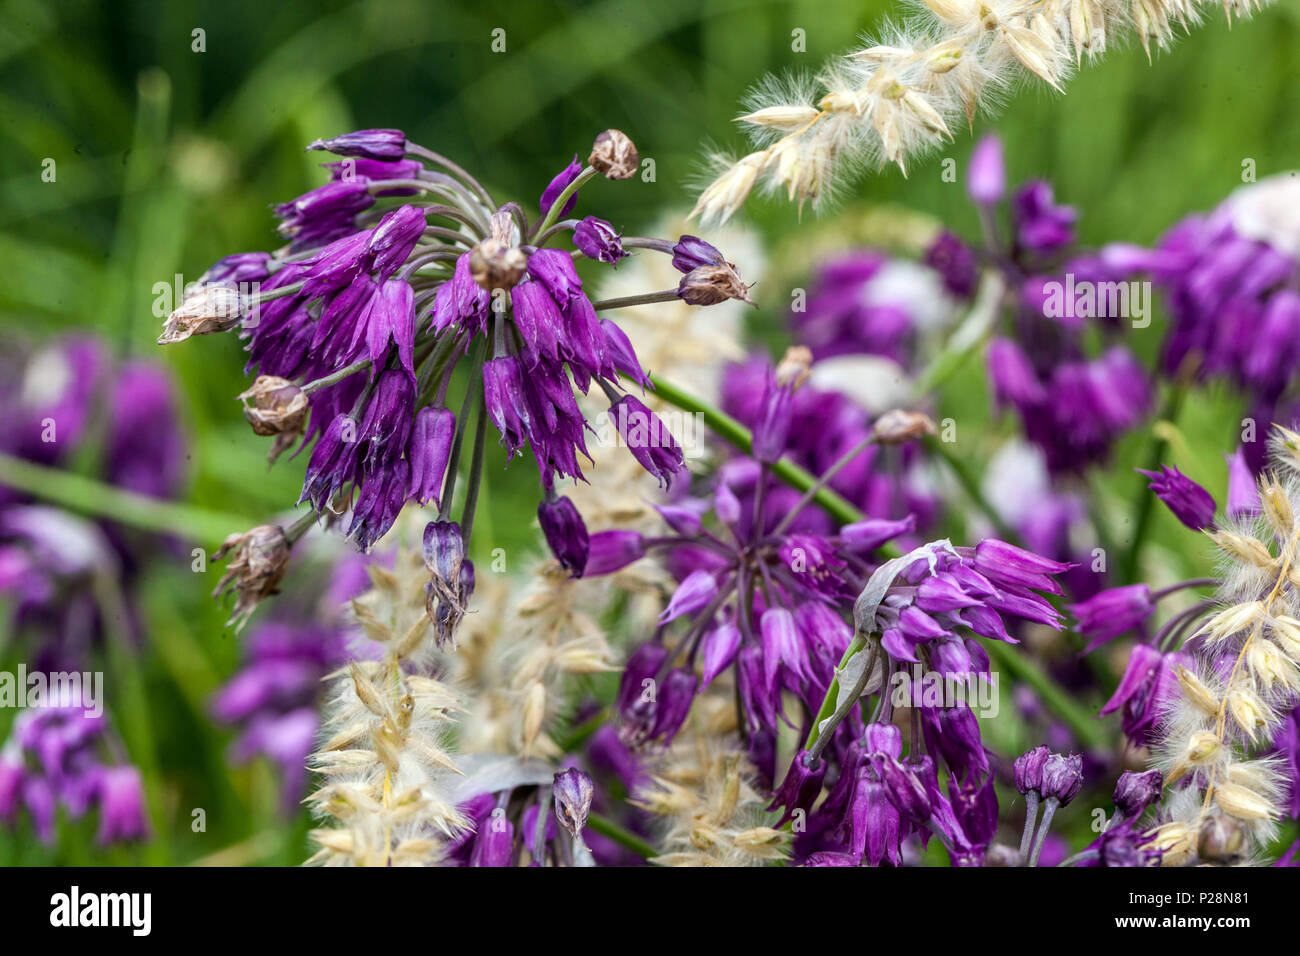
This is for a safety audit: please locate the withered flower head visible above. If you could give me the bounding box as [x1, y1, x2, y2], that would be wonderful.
[552, 767, 595, 840]
[676, 262, 753, 307]
[158, 284, 245, 345]
[238, 375, 309, 463]
[211, 524, 291, 628]
[588, 129, 639, 180]
[871, 409, 937, 445]
[422, 520, 473, 647]
[469, 238, 528, 293]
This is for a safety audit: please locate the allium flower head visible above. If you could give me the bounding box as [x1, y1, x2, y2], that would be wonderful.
[165, 128, 750, 641]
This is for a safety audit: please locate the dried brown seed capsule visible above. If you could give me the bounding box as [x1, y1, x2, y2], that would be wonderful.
[589, 129, 639, 180]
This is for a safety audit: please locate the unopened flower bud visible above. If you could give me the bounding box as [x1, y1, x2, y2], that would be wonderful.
[212, 524, 291, 628]
[588, 129, 638, 180]
[552, 768, 595, 840]
[872, 409, 937, 445]
[158, 284, 244, 344]
[1014, 745, 1049, 795]
[1113, 769, 1162, 821]
[469, 238, 528, 293]
[1039, 752, 1083, 806]
[670, 235, 725, 274]
[676, 263, 753, 307]
[538, 495, 589, 577]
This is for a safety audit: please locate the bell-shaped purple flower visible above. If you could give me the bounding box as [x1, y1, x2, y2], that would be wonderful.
[1013, 180, 1077, 257]
[1101, 645, 1189, 745]
[967, 135, 1005, 206]
[760, 607, 809, 691]
[537, 495, 589, 577]
[925, 230, 979, 299]
[408, 407, 455, 507]
[987, 337, 1046, 409]
[659, 568, 718, 624]
[1225, 447, 1260, 518]
[700, 623, 741, 689]
[609, 395, 684, 487]
[767, 750, 826, 827]
[483, 356, 532, 458]
[837, 515, 916, 553]
[846, 774, 901, 866]
[1069, 584, 1155, 653]
[95, 766, 149, 845]
[877, 756, 932, 825]
[671, 235, 726, 273]
[470, 808, 515, 867]
[308, 128, 407, 161]
[1138, 464, 1216, 530]
[583, 530, 646, 576]
[539, 155, 582, 219]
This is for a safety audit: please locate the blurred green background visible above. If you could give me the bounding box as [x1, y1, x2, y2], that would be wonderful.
[0, 0, 1297, 864]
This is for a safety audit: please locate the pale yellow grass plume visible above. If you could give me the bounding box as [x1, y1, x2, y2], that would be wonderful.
[306, 543, 467, 866]
[633, 691, 789, 866]
[1152, 430, 1300, 865]
[692, 0, 1274, 224]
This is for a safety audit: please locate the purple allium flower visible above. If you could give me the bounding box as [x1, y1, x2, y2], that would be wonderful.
[608, 395, 684, 487]
[1069, 584, 1155, 653]
[573, 217, 626, 264]
[324, 156, 424, 195]
[700, 622, 741, 689]
[213, 565, 358, 811]
[967, 135, 1005, 206]
[275, 180, 375, 251]
[166, 127, 777, 645]
[1225, 447, 1260, 518]
[787, 252, 949, 365]
[924, 230, 979, 299]
[537, 494, 589, 577]
[94, 765, 149, 845]
[470, 808, 515, 867]
[1012, 181, 1077, 258]
[539, 155, 582, 219]
[767, 750, 827, 826]
[1138, 464, 1217, 531]
[584, 530, 646, 576]
[1113, 769, 1163, 821]
[751, 354, 805, 465]
[408, 406, 456, 507]
[987, 338, 1045, 409]
[1101, 644, 1192, 745]
[671, 235, 726, 273]
[1014, 745, 1050, 795]
[0, 704, 144, 847]
[1150, 178, 1300, 431]
[1038, 752, 1084, 806]
[308, 128, 408, 161]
